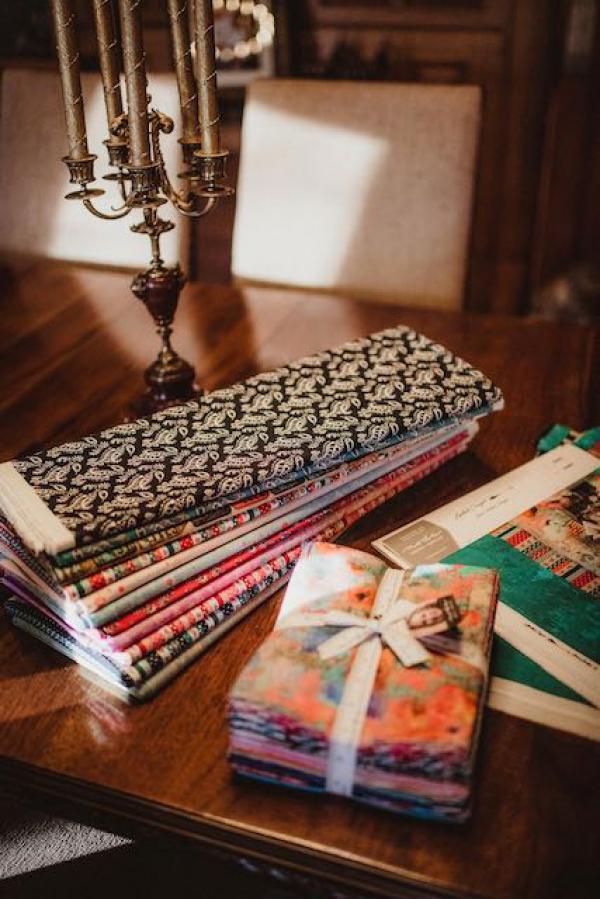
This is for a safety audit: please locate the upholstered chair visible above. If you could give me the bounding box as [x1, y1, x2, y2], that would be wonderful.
[232, 79, 481, 310]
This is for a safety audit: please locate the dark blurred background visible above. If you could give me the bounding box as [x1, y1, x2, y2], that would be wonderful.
[1, 0, 599, 319]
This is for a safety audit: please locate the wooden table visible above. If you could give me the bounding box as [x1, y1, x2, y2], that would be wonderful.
[0, 261, 599, 899]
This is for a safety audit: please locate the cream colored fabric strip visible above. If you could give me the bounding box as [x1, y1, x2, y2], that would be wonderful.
[324, 569, 406, 796]
[488, 677, 600, 742]
[0, 462, 75, 554]
[326, 636, 382, 797]
[495, 602, 600, 708]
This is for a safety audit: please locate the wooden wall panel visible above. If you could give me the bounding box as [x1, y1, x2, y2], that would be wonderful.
[531, 0, 600, 289]
[305, 0, 511, 30]
[287, 0, 560, 314]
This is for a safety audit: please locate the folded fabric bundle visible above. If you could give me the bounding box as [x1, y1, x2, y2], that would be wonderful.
[3, 431, 467, 701]
[0, 326, 503, 700]
[229, 542, 499, 821]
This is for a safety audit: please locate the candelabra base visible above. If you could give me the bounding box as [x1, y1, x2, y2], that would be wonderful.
[126, 382, 200, 421]
[127, 262, 200, 420]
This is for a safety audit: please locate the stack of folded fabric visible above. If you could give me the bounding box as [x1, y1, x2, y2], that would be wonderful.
[0, 326, 502, 701]
[229, 542, 499, 821]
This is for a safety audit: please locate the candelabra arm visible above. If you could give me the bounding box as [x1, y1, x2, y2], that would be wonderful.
[149, 109, 219, 218]
[173, 196, 218, 218]
[82, 196, 133, 220]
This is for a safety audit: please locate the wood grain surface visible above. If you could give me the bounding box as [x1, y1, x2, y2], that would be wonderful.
[0, 260, 599, 899]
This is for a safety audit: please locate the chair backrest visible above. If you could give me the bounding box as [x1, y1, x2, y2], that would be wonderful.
[232, 79, 481, 309]
[0, 67, 190, 270]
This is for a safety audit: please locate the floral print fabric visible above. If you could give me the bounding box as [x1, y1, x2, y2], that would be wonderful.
[229, 543, 499, 821]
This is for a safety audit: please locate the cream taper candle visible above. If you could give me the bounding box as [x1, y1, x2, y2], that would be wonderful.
[167, 0, 199, 141]
[50, 0, 89, 160]
[92, 0, 124, 130]
[117, 0, 151, 165]
[194, 0, 221, 154]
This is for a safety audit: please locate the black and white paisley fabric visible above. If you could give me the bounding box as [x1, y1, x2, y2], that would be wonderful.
[12, 327, 502, 546]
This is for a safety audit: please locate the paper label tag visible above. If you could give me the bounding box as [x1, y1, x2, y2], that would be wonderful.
[373, 444, 598, 567]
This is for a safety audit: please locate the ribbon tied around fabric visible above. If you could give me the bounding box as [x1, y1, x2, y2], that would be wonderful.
[279, 567, 464, 796]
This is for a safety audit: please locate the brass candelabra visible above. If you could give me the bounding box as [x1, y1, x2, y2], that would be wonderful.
[51, 0, 233, 415]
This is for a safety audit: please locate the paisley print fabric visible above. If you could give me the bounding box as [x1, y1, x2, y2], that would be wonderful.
[6, 326, 502, 549]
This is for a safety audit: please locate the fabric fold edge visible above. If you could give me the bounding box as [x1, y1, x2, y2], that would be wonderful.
[0, 462, 75, 555]
[488, 677, 600, 742]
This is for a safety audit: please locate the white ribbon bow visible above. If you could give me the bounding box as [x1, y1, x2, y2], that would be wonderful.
[282, 569, 431, 668]
[280, 568, 441, 796]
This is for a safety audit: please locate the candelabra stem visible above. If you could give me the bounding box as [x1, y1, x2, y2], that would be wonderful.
[128, 225, 198, 417]
[144, 207, 164, 268]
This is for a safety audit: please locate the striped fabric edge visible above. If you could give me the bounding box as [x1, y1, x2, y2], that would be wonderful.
[493, 522, 600, 595]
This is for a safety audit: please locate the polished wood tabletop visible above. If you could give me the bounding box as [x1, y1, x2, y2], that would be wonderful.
[0, 261, 599, 899]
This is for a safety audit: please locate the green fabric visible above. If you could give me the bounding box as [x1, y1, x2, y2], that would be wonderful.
[492, 636, 591, 705]
[536, 423, 600, 455]
[536, 424, 573, 454]
[575, 427, 600, 453]
[445, 535, 600, 663]
[442, 429, 600, 714]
